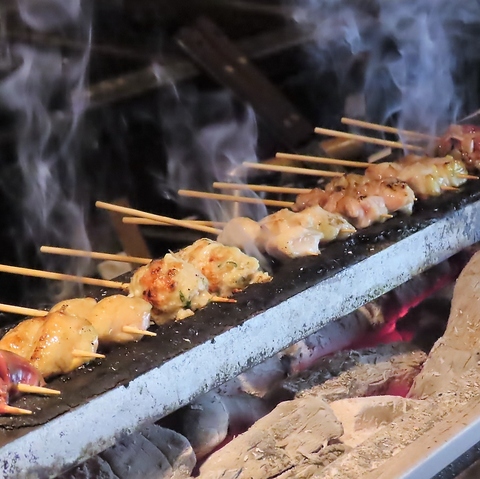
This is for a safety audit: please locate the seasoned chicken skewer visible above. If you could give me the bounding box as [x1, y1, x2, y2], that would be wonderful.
[436, 124, 480, 171]
[176, 238, 271, 297]
[293, 175, 415, 229]
[129, 253, 212, 324]
[365, 155, 468, 198]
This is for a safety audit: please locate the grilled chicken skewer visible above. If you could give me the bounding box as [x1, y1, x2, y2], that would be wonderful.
[365, 154, 468, 198]
[293, 175, 415, 229]
[218, 206, 356, 260]
[436, 124, 480, 171]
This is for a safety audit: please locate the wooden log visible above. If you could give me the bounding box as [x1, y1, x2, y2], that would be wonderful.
[197, 396, 343, 479]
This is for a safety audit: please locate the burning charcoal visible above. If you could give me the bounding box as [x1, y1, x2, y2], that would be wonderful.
[174, 389, 271, 460]
[197, 396, 343, 479]
[280, 342, 427, 401]
[175, 390, 229, 460]
[216, 355, 288, 398]
[57, 456, 118, 479]
[141, 425, 196, 476]
[60, 427, 195, 479]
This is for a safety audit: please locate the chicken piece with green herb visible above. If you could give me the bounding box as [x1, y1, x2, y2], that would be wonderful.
[176, 238, 271, 297]
[129, 253, 211, 324]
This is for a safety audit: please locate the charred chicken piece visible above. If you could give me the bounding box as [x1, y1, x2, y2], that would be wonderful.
[366, 155, 468, 198]
[258, 206, 355, 260]
[176, 238, 270, 297]
[129, 253, 211, 325]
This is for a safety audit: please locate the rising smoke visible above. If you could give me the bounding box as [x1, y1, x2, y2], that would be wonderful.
[292, 0, 480, 134]
[0, 0, 92, 301]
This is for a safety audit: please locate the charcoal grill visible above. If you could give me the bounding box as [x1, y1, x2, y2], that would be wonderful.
[1, 1, 480, 478]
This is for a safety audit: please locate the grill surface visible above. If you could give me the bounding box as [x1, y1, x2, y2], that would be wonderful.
[0, 184, 479, 477]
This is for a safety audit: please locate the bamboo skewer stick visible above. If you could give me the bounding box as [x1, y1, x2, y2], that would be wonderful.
[275, 152, 371, 168]
[96, 201, 221, 235]
[0, 303, 47, 317]
[341, 117, 440, 141]
[122, 326, 157, 337]
[441, 186, 459, 191]
[72, 350, 106, 359]
[0, 264, 129, 290]
[458, 174, 479, 180]
[368, 148, 392, 163]
[314, 127, 425, 152]
[213, 182, 312, 195]
[242, 162, 345, 177]
[122, 217, 227, 227]
[177, 190, 294, 208]
[210, 296, 237, 303]
[40, 246, 151, 265]
[16, 384, 61, 396]
[2, 405, 32, 415]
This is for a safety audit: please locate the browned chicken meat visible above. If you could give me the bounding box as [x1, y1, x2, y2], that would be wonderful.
[129, 253, 211, 325]
[0, 317, 46, 359]
[436, 124, 480, 170]
[176, 238, 270, 297]
[293, 174, 415, 229]
[366, 155, 468, 198]
[30, 311, 99, 378]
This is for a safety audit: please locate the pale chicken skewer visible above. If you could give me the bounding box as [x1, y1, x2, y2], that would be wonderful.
[0, 310, 104, 379]
[51, 295, 156, 344]
[218, 206, 356, 261]
[0, 295, 155, 378]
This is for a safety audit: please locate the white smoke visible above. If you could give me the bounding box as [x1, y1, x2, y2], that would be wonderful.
[292, 0, 480, 134]
[0, 0, 92, 300]
[158, 90, 267, 222]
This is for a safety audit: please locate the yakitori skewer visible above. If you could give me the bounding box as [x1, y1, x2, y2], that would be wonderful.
[15, 384, 61, 396]
[2, 405, 32, 415]
[96, 201, 221, 235]
[40, 246, 151, 265]
[368, 148, 392, 163]
[275, 152, 370, 169]
[341, 117, 440, 141]
[213, 182, 312, 195]
[0, 264, 128, 290]
[242, 161, 345, 177]
[314, 127, 425, 152]
[0, 303, 48, 318]
[122, 217, 227, 227]
[177, 189, 294, 208]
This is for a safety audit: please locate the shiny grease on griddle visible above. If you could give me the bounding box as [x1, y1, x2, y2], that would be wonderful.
[0, 182, 478, 443]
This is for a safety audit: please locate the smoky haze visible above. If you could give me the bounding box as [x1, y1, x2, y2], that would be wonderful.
[0, 0, 92, 302]
[292, 0, 480, 135]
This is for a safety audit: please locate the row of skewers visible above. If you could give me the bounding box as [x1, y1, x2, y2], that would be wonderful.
[0, 118, 478, 415]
